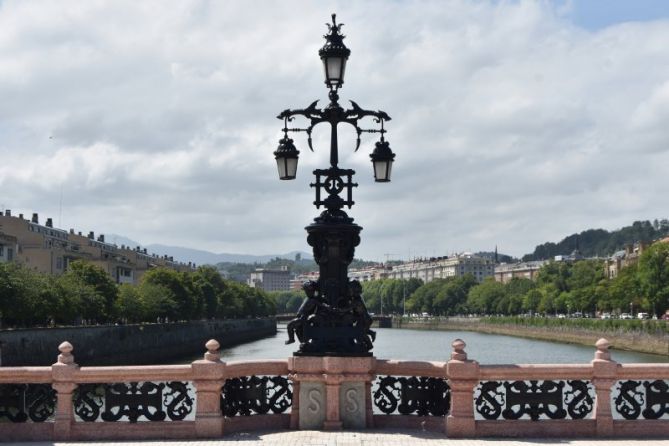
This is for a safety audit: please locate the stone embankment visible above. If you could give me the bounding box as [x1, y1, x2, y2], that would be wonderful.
[393, 317, 669, 356]
[0, 317, 276, 366]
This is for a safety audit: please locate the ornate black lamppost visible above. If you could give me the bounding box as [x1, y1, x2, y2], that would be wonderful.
[275, 14, 396, 356]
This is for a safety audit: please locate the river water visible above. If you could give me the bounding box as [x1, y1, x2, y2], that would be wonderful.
[192, 323, 667, 364]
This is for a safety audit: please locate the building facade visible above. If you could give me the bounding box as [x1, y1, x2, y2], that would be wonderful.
[604, 242, 648, 279]
[0, 210, 194, 284]
[344, 253, 495, 285]
[494, 260, 547, 283]
[383, 254, 495, 283]
[248, 267, 291, 292]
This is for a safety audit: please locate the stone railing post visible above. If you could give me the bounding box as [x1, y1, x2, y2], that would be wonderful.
[51, 341, 79, 441]
[289, 377, 301, 429]
[289, 356, 373, 431]
[192, 339, 226, 438]
[323, 373, 344, 430]
[446, 338, 479, 438]
[591, 338, 617, 437]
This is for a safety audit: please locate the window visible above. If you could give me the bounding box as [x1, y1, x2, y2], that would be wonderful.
[8, 248, 14, 261]
[0, 245, 3, 256]
[56, 257, 63, 270]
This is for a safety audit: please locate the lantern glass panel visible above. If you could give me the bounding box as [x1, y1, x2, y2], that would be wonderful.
[373, 160, 392, 182]
[276, 157, 298, 180]
[324, 56, 346, 87]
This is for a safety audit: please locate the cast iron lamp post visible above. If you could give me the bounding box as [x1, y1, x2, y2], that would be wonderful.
[275, 14, 396, 356]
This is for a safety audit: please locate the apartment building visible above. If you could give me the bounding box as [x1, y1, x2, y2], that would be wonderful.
[348, 266, 388, 282]
[384, 254, 495, 283]
[604, 242, 651, 279]
[248, 267, 291, 292]
[0, 210, 194, 284]
[494, 261, 547, 283]
[0, 232, 17, 263]
[290, 271, 320, 290]
[344, 253, 495, 284]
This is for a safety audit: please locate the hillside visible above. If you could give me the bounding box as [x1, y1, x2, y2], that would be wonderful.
[106, 234, 311, 265]
[522, 219, 669, 261]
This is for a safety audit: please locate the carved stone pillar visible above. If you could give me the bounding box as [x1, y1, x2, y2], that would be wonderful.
[446, 339, 479, 438]
[289, 356, 374, 430]
[591, 338, 617, 437]
[192, 339, 226, 438]
[51, 341, 79, 441]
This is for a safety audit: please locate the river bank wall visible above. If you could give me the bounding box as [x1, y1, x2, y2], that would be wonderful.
[0, 318, 276, 366]
[393, 317, 669, 356]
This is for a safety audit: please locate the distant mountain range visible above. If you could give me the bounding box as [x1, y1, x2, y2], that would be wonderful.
[107, 234, 311, 266]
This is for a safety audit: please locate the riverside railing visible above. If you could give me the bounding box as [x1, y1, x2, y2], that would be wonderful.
[0, 337, 667, 441]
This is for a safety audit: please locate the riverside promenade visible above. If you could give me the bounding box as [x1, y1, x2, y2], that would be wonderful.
[10, 430, 669, 446]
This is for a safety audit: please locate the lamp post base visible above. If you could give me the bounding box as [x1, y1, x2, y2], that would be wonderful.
[293, 320, 373, 357]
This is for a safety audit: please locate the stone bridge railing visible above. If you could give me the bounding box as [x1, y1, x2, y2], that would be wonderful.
[1, 338, 667, 441]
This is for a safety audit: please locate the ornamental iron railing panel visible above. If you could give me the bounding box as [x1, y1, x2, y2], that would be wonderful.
[220, 375, 292, 417]
[0, 384, 56, 423]
[474, 380, 594, 421]
[613, 379, 669, 420]
[373, 376, 450, 416]
[72, 381, 195, 422]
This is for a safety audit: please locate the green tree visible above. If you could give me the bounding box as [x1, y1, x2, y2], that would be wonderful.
[65, 261, 119, 321]
[466, 278, 506, 314]
[116, 284, 145, 323]
[193, 266, 226, 318]
[139, 282, 178, 321]
[141, 268, 193, 320]
[57, 272, 105, 323]
[638, 242, 669, 316]
[522, 289, 542, 313]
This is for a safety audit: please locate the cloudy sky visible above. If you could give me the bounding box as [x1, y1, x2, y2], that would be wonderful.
[1, 0, 668, 262]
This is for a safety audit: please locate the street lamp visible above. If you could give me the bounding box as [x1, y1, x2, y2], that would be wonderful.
[273, 135, 299, 180]
[277, 14, 396, 356]
[318, 14, 350, 89]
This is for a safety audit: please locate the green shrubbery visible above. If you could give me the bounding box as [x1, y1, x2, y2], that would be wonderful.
[486, 316, 669, 335]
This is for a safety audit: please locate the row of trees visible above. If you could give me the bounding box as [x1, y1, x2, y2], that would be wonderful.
[0, 261, 275, 328]
[360, 242, 669, 318]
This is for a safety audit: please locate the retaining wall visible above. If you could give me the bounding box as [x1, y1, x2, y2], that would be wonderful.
[393, 317, 669, 356]
[0, 318, 276, 366]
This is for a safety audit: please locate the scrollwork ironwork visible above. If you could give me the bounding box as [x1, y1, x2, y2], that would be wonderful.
[221, 375, 292, 417]
[73, 381, 194, 422]
[613, 379, 669, 420]
[373, 376, 450, 416]
[0, 384, 56, 423]
[474, 380, 594, 421]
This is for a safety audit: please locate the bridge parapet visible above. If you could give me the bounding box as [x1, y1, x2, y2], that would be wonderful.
[0, 337, 668, 440]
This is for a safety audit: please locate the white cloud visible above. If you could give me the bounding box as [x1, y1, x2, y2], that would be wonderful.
[1, 0, 668, 261]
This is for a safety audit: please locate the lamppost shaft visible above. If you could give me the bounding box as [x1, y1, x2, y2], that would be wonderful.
[330, 121, 339, 168]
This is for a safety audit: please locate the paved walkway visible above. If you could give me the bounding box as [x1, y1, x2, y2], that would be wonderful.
[10, 430, 669, 446]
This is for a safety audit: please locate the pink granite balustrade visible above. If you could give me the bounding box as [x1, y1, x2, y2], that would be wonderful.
[222, 359, 292, 434]
[372, 359, 448, 431]
[0, 337, 668, 441]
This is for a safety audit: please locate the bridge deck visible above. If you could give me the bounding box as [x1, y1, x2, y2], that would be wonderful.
[17, 430, 669, 446]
